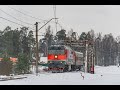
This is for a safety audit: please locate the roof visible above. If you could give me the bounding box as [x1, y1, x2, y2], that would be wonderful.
[10, 57, 17, 63]
[0, 57, 17, 63]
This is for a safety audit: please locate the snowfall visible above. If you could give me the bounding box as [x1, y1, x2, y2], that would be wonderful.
[0, 57, 120, 85]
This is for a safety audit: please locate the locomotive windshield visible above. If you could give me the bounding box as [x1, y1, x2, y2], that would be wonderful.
[48, 46, 65, 54]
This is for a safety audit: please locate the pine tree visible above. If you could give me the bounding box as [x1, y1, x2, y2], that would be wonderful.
[15, 53, 30, 74]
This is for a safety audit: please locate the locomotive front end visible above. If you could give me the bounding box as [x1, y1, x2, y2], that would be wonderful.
[47, 45, 67, 72]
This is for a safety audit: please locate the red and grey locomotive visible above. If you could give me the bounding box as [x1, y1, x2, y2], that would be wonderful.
[47, 45, 84, 72]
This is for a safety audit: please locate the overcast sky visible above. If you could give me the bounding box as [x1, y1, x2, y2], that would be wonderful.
[0, 5, 120, 38]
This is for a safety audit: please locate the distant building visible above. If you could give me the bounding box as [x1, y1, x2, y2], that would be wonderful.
[0, 57, 17, 63]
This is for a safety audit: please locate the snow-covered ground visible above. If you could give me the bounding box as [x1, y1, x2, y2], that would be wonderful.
[0, 65, 120, 85]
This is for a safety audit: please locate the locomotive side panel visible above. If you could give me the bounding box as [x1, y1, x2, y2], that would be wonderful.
[74, 51, 84, 71]
[64, 46, 76, 65]
[75, 52, 84, 66]
[65, 49, 76, 65]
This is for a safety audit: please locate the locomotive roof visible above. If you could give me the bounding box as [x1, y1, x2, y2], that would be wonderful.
[50, 45, 72, 50]
[64, 45, 72, 50]
[74, 51, 83, 54]
[74, 51, 83, 57]
[49, 45, 83, 55]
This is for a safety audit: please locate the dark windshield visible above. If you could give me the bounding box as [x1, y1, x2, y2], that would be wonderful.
[48, 46, 65, 54]
[48, 46, 64, 50]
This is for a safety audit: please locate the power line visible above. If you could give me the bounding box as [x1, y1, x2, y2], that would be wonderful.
[0, 9, 33, 26]
[0, 21, 35, 32]
[7, 6, 62, 32]
[0, 17, 34, 30]
[8, 6, 48, 22]
[0, 17, 25, 27]
[8, 6, 57, 24]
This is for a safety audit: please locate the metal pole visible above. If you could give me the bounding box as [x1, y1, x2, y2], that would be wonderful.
[53, 5, 57, 33]
[93, 54, 95, 74]
[35, 22, 39, 76]
[85, 40, 88, 73]
[34, 18, 58, 76]
[93, 41, 95, 74]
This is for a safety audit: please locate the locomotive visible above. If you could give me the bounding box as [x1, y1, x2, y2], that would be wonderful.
[47, 45, 84, 72]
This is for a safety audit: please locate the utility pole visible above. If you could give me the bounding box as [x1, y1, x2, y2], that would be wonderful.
[35, 22, 39, 76]
[91, 49, 94, 74]
[85, 40, 88, 73]
[35, 18, 58, 76]
[93, 41, 95, 74]
[53, 5, 57, 33]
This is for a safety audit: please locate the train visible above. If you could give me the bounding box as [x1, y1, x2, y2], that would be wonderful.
[47, 45, 84, 72]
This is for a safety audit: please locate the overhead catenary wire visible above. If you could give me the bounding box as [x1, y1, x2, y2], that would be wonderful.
[0, 17, 34, 30]
[8, 6, 57, 24]
[0, 21, 35, 33]
[0, 8, 33, 26]
[0, 17, 26, 27]
[6, 6, 62, 32]
[8, 6, 48, 22]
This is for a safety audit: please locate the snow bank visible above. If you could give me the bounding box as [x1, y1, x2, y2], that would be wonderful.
[95, 65, 120, 74]
[1, 65, 120, 85]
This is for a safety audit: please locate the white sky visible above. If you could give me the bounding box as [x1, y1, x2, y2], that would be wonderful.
[0, 5, 120, 38]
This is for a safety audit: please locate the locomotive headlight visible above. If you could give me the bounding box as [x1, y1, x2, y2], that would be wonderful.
[55, 55, 58, 59]
[60, 61, 62, 63]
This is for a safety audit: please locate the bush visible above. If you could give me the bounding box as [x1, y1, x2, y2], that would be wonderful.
[0, 57, 13, 76]
[15, 53, 30, 74]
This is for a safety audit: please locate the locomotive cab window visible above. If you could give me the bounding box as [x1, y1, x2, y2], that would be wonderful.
[48, 46, 65, 54]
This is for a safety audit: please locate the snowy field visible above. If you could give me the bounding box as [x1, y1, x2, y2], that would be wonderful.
[0, 65, 120, 85]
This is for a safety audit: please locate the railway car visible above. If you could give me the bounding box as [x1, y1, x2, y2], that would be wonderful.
[47, 45, 84, 72]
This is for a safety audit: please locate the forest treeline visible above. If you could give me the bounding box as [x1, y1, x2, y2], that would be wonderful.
[0, 25, 120, 67]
